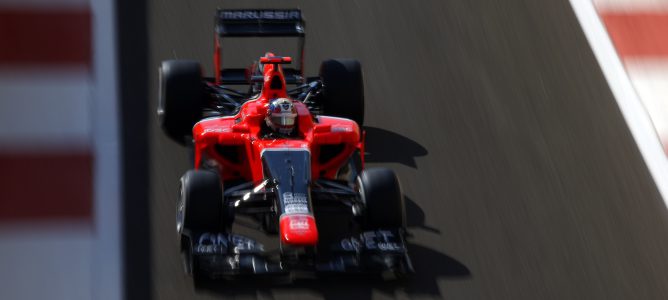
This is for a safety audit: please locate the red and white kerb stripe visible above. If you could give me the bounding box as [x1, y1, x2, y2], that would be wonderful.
[0, 0, 121, 299]
[571, 0, 668, 204]
[0, 9, 92, 222]
[595, 0, 668, 154]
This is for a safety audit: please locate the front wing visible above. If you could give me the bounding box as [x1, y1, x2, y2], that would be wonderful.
[190, 229, 413, 279]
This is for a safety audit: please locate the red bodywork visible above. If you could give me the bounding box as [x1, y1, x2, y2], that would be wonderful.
[192, 55, 364, 246]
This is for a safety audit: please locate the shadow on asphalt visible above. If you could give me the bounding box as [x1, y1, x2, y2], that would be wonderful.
[406, 196, 441, 234]
[193, 196, 470, 299]
[364, 126, 428, 168]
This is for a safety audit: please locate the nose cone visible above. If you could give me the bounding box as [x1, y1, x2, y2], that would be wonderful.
[279, 214, 318, 246]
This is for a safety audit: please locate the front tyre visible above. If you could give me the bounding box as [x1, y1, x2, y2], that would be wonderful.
[357, 168, 406, 229]
[177, 170, 225, 233]
[177, 170, 225, 284]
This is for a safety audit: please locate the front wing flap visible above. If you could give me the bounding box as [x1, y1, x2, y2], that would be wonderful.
[190, 229, 413, 278]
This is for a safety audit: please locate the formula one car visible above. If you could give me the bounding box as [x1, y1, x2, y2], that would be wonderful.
[157, 9, 413, 283]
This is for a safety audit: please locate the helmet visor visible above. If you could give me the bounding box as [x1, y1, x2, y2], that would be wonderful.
[271, 114, 296, 126]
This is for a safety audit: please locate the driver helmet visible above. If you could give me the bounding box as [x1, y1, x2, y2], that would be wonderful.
[266, 98, 298, 135]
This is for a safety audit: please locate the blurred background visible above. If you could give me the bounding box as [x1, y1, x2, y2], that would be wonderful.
[3, 0, 668, 299]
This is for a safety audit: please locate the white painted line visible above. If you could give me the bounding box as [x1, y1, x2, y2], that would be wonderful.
[625, 59, 668, 152]
[570, 0, 668, 202]
[91, 0, 122, 298]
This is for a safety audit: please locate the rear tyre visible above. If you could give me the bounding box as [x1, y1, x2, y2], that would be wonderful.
[158, 60, 205, 145]
[357, 168, 406, 229]
[319, 59, 365, 126]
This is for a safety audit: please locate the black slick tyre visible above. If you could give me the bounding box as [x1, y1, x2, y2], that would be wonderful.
[158, 60, 204, 145]
[319, 59, 365, 126]
[357, 168, 406, 229]
[176, 170, 223, 284]
[177, 170, 224, 234]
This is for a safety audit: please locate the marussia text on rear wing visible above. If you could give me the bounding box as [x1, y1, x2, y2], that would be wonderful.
[214, 9, 306, 85]
[216, 9, 305, 37]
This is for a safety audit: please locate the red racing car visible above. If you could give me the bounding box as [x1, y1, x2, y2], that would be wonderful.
[157, 9, 412, 283]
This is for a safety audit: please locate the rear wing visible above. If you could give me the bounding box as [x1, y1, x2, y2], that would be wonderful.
[214, 9, 306, 85]
[216, 9, 305, 37]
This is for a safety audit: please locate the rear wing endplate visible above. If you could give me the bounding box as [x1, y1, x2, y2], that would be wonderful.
[216, 9, 305, 37]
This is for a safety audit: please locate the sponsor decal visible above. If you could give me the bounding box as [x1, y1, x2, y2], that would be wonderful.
[331, 126, 353, 132]
[221, 10, 301, 21]
[202, 127, 231, 134]
[288, 216, 310, 230]
[195, 233, 264, 254]
[340, 230, 403, 252]
[283, 192, 309, 214]
[340, 237, 362, 251]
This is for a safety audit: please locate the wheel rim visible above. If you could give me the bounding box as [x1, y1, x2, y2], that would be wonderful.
[176, 181, 186, 235]
[353, 175, 366, 217]
[356, 175, 366, 206]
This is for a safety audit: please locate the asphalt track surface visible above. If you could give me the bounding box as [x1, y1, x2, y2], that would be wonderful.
[147, 1, 668, 299]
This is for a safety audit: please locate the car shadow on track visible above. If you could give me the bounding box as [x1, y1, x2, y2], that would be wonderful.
[364, 126, 428, 168]
[406, 196, 441, 234]
[193, 196, 470, 299]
